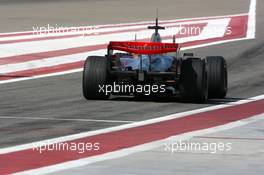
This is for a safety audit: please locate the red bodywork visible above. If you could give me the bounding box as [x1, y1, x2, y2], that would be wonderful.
[108, 41, 178, 54]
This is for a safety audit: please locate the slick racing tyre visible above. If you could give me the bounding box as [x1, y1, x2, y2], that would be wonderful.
[83, 56, 110, 100]
[180, 58, 208, 103]
[206, 56, 227, 98]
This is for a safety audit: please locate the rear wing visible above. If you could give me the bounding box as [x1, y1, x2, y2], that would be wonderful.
[108, 41, 178, 54]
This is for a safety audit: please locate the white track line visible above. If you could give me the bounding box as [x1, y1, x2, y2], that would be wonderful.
[0, 116, 134, 123]
[247, 0, 256, 39]
[0, 50, 104, 74]
[0, 68, 84, 84]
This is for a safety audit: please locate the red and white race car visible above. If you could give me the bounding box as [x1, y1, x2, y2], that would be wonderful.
[82, 18, 227, 103]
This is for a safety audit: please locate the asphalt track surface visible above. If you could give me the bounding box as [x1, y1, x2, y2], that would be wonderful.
[0, 0, 263, 173]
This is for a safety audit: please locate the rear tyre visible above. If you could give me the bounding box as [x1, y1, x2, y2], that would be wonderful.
[206, 56, 227, 98]
[180, 58, 208, 103]
[82, 56, 110, 100]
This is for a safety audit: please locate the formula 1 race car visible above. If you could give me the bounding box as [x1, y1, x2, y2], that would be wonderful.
[82, 18, 227, 103]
